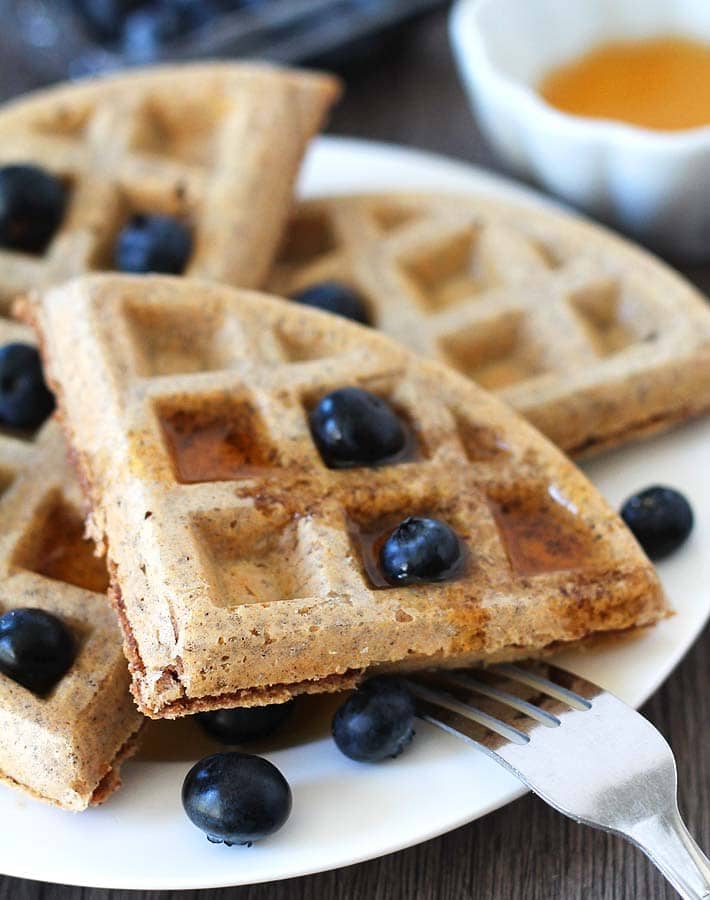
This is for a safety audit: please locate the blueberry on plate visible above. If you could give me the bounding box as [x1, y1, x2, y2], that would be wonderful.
[0, 164, 67, 254]
[182, 752, 292, 846]
[0, 608, 75, 695]
[292, 281, 370, 326]
[114, 213, 192, 274]
[308, 386, 407, 468]
[379, 516, 463, 586]
[197, 700, 295, 744]
[332, 677, 416, 762]
[621, 486, 693, 561]
[0, 343, 55, 430]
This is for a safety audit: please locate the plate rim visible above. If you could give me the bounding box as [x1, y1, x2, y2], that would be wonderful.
[0, 134, 707, 891]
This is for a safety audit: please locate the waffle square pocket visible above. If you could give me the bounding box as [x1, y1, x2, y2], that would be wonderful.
[269, 192, 710, 456]
[0, 62, 339, 308]
[0, 406, 142, 808]
[26, 274, 669, 718]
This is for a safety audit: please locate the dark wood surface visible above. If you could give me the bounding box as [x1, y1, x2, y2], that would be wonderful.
[0, 8, 708, 899]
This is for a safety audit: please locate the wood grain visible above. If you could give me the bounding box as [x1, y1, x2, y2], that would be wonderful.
[0, 8, 708, 899]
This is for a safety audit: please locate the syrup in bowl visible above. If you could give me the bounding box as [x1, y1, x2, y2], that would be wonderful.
[539, 36, 710, 131]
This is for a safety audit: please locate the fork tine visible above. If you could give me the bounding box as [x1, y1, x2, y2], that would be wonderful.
[493, 663, 594, 710]
[406, 680, 530, 745]
[414, 696, 499, 749]
[409, 662, 710, 899]
[441, 672, 562, 727]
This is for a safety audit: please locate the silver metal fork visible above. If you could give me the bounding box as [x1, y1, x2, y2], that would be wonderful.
[406, 662, 710, 900]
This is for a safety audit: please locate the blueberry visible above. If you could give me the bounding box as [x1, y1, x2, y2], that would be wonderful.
[0, 164, 67, 255]
[121, 0, 218, 59]
[71, 0, 146, 41]
[121, 7, 179, 61]
[216, 0, 257, 9]
[197, 700, 295, 744]
[0, 343, 54, 430]
[182, 752, 292, 846]
[0, 608, 75, 695]
[308, 387, 407, 468]
[621, 486, 693, 561]
[332, 677, 415, 762]
[292, 281, 370, 326]
[379, 516, 463, 586]
[160, 0, 218, 30]
[114, 213, 192, 274]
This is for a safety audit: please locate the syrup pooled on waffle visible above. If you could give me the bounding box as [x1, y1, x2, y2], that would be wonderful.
[0, 62, 339, 312]
[0, 371, 142, 809]
[268, 193, 710, 456]
[27, 274, 669, 718]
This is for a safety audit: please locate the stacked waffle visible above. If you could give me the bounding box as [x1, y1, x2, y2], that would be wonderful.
[0, 62, 706, 810]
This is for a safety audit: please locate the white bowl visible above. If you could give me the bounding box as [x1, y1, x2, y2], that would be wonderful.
[450, 0, 710, 262]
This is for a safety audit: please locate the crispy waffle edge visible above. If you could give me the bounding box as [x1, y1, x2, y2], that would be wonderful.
[20, 276, 672, 719]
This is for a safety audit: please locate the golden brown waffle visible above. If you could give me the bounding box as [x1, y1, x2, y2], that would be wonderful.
[0, 392, 142, 809]
[268, 192, 710, 456]
[26, 274, 669, 719]
[0, 62, 339, 312]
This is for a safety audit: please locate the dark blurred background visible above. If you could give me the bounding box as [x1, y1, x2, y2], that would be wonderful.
[0, 1, 450, 101]
[0, 0, 507, 187]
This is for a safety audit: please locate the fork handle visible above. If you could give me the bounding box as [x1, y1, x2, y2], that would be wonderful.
[628, 807, 710, 900]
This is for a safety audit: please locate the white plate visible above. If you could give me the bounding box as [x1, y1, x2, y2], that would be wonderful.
[1, 137, 708, 891]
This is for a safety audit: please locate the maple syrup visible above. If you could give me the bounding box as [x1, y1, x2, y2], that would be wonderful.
[489, 488, 601, 576]
[28, 499, 109, 593]
[160, 407, 278, 483]
[539, 37, 710, 131]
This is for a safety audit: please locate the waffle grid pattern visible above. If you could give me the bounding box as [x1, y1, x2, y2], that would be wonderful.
[0, 63, 338, 311]
[32, 276, 666, 716]
[111, 291, 618, 601]
[268, 194, 710, 454]
[0, 424, 111, 691]
[0, 339, 142, 808]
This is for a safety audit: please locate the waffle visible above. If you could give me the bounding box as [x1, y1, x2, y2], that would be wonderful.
[0, 61, 339, 312]
[0, 376, 142, 809]
[25, 273, 670, 718]
[267, 192, 710, 456]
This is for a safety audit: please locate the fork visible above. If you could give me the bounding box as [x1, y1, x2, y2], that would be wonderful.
[406, 662, 710, 900]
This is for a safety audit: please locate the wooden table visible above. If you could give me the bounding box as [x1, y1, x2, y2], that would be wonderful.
[0, 8, 708, 899]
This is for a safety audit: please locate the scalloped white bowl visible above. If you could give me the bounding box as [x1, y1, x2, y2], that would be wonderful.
[450, 0, 710, 262]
